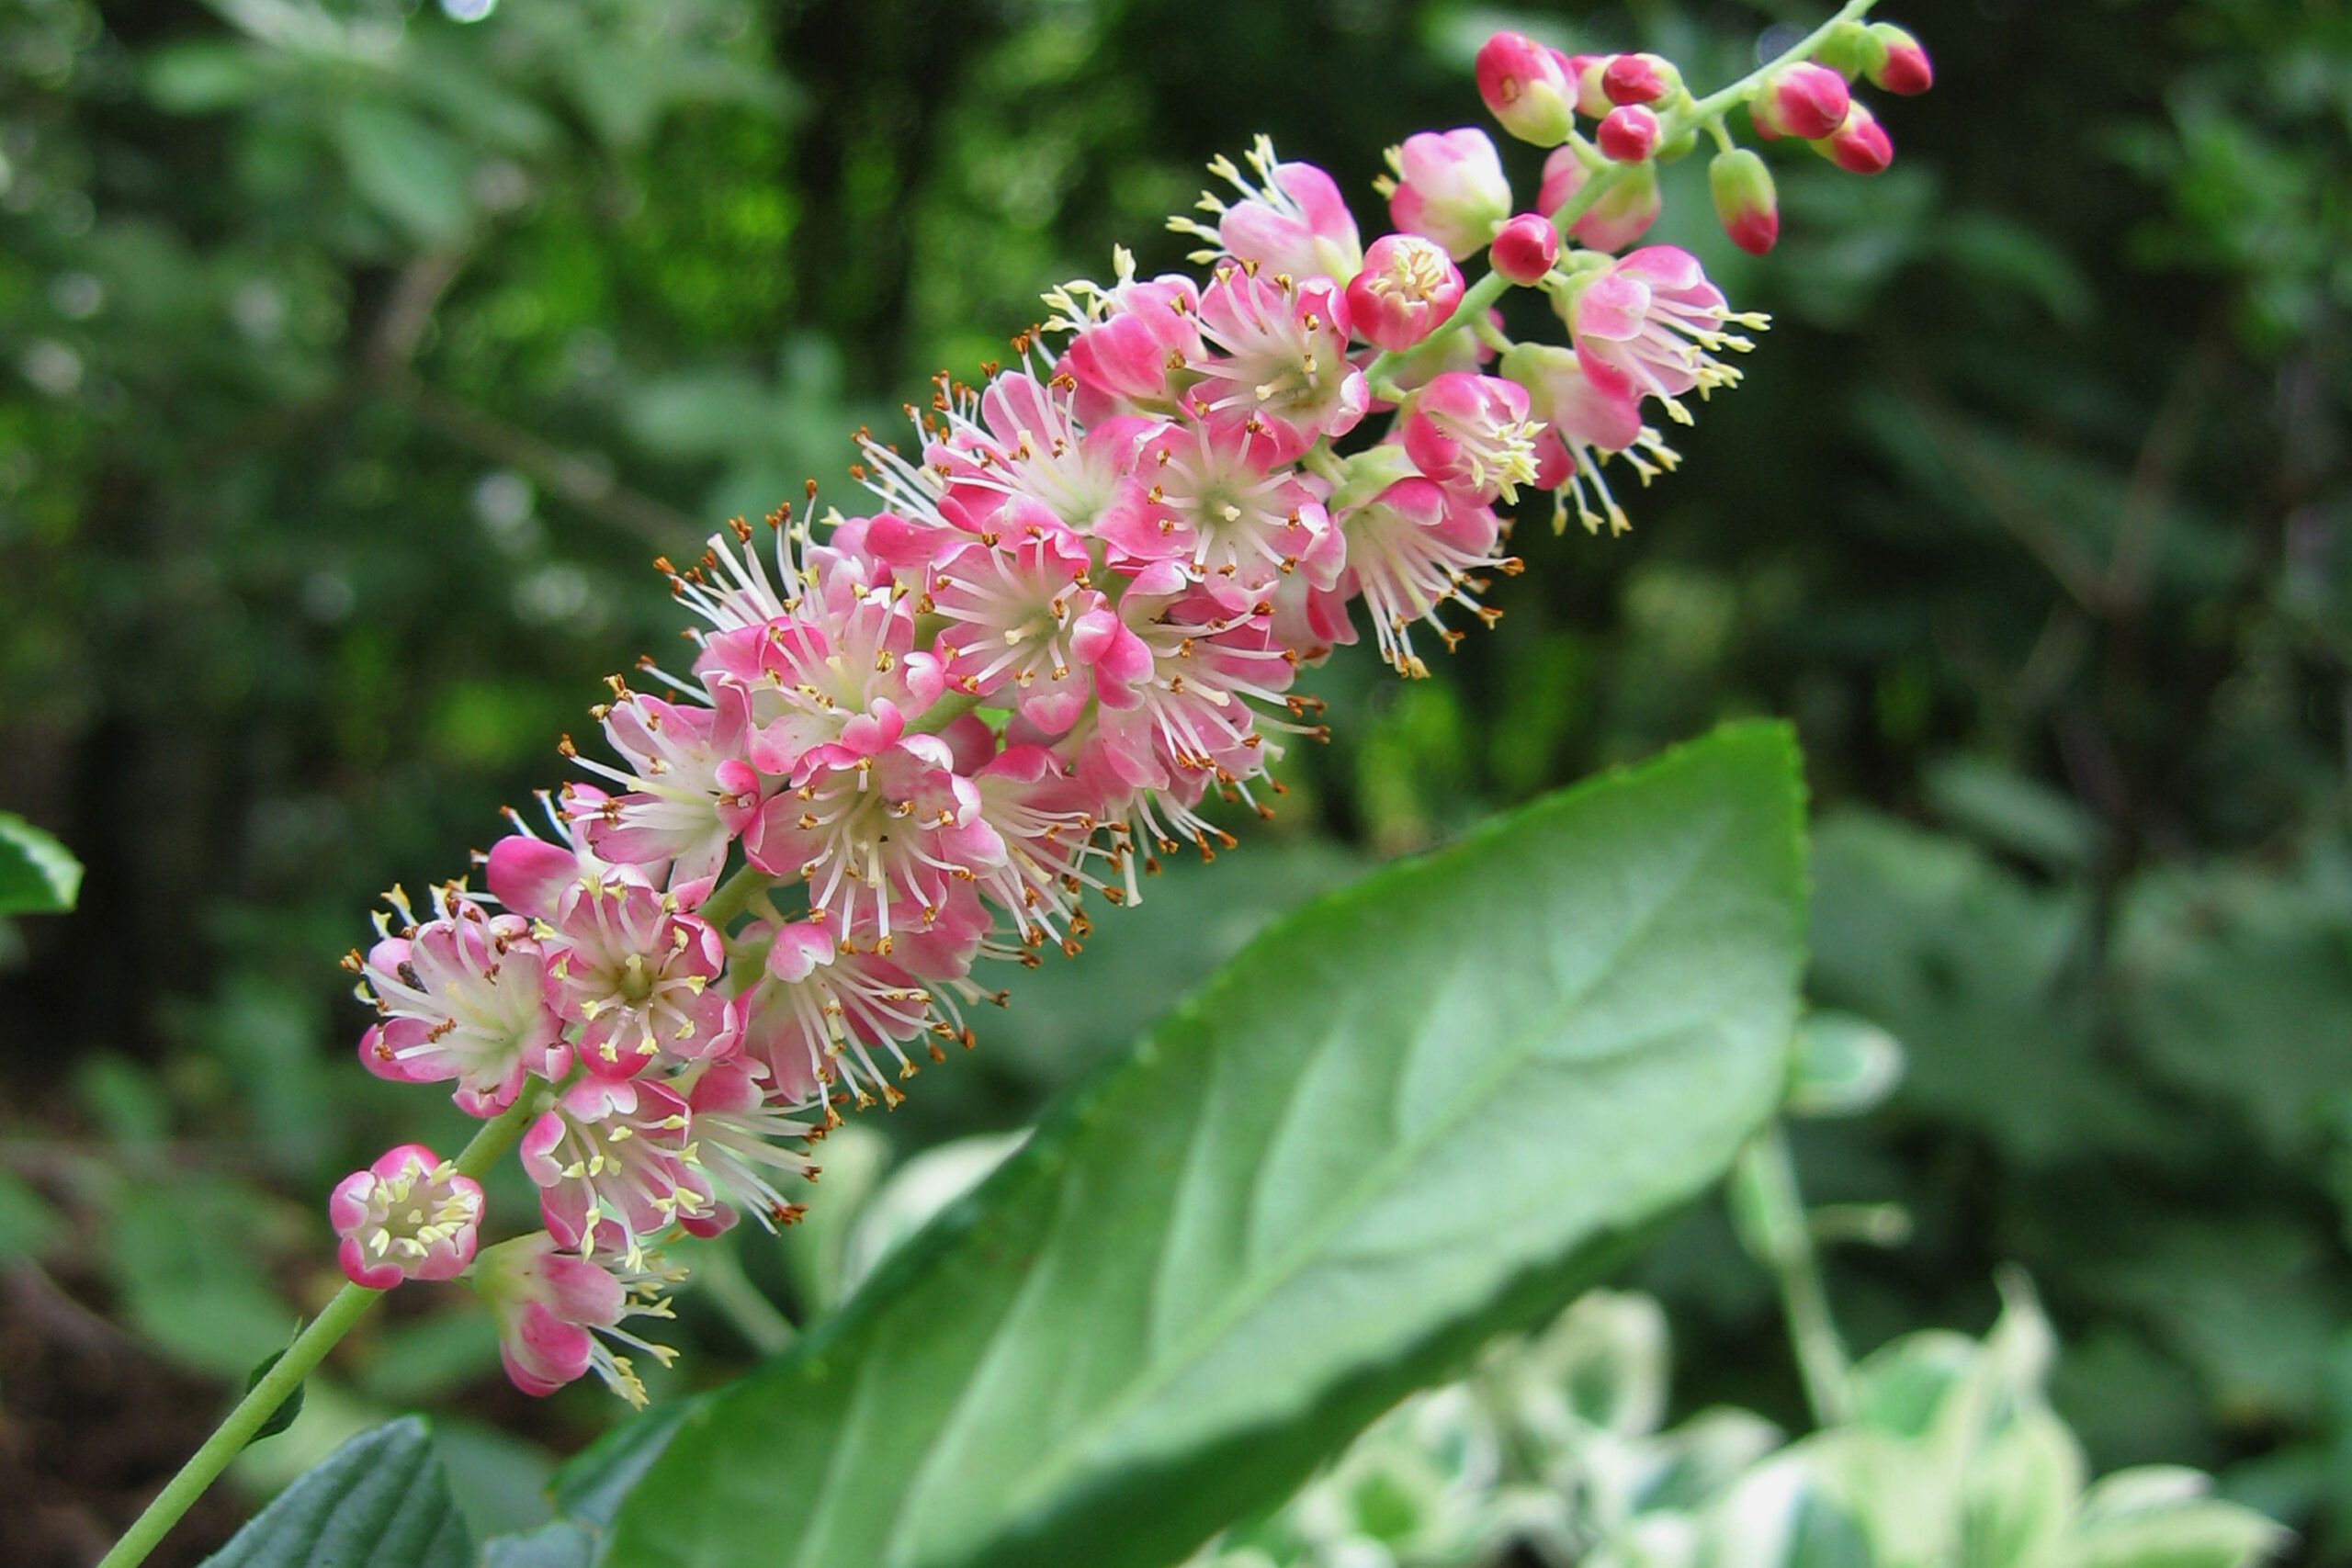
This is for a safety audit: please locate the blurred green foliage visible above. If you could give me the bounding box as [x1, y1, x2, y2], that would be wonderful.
[0, 0, 2346, 1562]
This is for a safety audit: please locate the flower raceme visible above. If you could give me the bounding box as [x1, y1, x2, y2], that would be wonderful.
[324, 9, 1933, 1404]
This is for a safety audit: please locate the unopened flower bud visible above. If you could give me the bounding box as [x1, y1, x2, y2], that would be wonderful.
[1384, 129, 1512, 261]
[1597, 105, 1660, 164]
[1569, 55, 1617, 118]
[331, 1144, 482, 1289]
[1602, 52, 1680, 107]
[1708, 149, 1779, 255]
[1541, 147, 1660, 254]
[1749, 62, 1850, 141]
[1816, 19, 1873, 81]
[1866, 23, 1933, 95]
[1815, 100, 1894, 175]
[1488, 213, 1561, 286]
[1475, 31, 1578, 146]
[1346, 232, 1465, 352]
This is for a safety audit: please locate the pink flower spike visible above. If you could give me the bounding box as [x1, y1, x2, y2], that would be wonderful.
[1816, 101, 1894, 175]
[1597, 105, 1660, 164]
[1867, 23, 1933, 95]
[471, 1233, 675, 1406]
[1186, 268, 1366, 451]
[1488, 215, 1561, 287]
[1750, 62, 1850, 141]
[1400, 372, 1544, 506]
[1382, 129, 1511, 261]
[1345, 233, 1465, 354]
[330, 1144, 482, 1290]
[1475, 31, 1577, 147]
[1601, 52, 1679, 107]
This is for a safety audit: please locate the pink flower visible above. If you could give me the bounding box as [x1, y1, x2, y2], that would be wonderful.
[1113, 417, 1340, 600]
[352, 888, 566, 1115]
[1487, 214, 1560, 287]
[1750, 62, 1850, 141]
[568, 682, 761, 903]
[521, 1075, 717, 1265]
[1344, 233, 1465, 354]
[1061, 276, 1203, 413]
[330, 1144, 482, 1289]
[1567, 245, 1762, 421]
[911, 370, 1159, 538]
[743, 735, 1001, 943]
[1384, 129, 1511, 261]
[1504, 341, 1678, 536]
[471, 1234, 675, 1405]
[1332, 477, 1514, 679]
[927, 510, 1102, 734]
[1174, 136, 1363, 287]
[680, 1060, 819, 1232]
[1187, 268, 1367, 452]
[533, 874, 735, 1079]
[1596, 105, 1660, 164]
[1400, 372, 1544, 505]
[1474, 32, 1577, 147]
[1539, 149, 1660, 254]
[735, 914, 949, 1115]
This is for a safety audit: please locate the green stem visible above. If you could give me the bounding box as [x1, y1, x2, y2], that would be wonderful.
[697, 862, 774, 928]
[1733, 1123, 1855, 1427]
[904, 686, 985, 736]
[692, 1238, 798, 1355]
[1359, 0, 1880, 390]
[96, 1089, 545, 1568]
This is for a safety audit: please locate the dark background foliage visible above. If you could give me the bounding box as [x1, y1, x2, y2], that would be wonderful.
[0, 0, 2345, 1562]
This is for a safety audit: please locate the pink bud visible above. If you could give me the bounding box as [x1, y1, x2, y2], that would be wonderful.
[1487, 214, 1560, 286]
[1602, 52, 1680, 107]
[1568, 54, 1617, 118]
[1540, 147, 1660, 254]
[1867, 23, 1933, 95]
[1385, 128, 1512, 261]
[1707, 148, 1778, 255]
[1750, 62, 1850, 141]
[1345, 232, 1465, 352]
[1816, 101, 1894, 175]
[1597, 105, 1659, 164]
[1475, 31, 1578, 147]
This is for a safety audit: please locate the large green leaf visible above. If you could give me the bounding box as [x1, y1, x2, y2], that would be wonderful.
[201, 1417, 471, 1568]
[606, 723, 1807, 1568]
[0, 811, 82, 916]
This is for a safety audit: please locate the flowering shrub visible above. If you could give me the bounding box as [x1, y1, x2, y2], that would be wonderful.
[74, 6, 2142, 1566]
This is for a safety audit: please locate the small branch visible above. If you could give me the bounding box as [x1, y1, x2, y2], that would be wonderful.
[1733, 1124, 1855, 1427]
[393, 373, 704, 547]
[94, 1089, 546, 1568]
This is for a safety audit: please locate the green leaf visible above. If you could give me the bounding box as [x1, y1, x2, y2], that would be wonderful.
[242, 1349, 306, 1447]
[551, 1400, 703, 1529]
[330, 103, 474, 244]
[200, 1416, 472, 1568]
[0, 811, 82, 916]
[607, 723, 1807, 1568]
